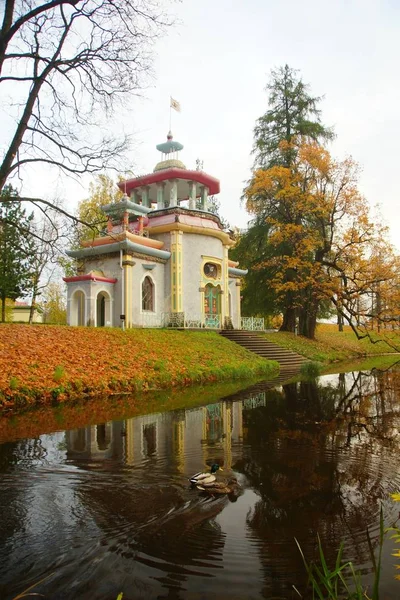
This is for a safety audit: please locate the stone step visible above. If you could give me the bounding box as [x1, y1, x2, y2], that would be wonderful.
[220, 329, 307, 370]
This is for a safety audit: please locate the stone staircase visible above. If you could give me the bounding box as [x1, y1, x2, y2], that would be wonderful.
[220, 330, 308, 371]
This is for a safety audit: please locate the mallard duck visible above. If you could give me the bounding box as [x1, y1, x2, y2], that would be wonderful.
[189, 463, 222, 485]
[196, 477, 239, 495]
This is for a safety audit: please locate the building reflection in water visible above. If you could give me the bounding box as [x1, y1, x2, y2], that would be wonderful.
[59, 367, 400, 599]
[65, 396, 251, 474]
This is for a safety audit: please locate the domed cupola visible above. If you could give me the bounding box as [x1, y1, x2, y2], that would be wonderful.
[154, 131, 186, 172]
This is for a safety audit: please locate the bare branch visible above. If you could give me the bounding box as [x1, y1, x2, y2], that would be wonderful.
[1, 1, 170, 193]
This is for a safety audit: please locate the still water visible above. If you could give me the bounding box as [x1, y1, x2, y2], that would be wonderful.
[1, 364, 400, 600]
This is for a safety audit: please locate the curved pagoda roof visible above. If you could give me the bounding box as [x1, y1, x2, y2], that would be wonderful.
[118, 168, 220, 197]
[156, 131, 184, 154]
[118, 131, 221, 197]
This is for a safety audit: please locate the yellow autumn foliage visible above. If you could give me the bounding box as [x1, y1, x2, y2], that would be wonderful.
[245, 138, 400, 332]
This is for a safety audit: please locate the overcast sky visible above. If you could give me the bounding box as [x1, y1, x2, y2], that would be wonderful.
[10, 0, 400, 248]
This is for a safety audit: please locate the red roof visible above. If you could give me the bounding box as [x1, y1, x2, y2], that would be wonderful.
[63, 274, 117, 284]
[118, 168, 220, 195]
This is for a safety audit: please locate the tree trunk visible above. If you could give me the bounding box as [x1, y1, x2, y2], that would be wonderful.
[29, 294, 36, 324]
[298, 297, 319, 339]
[1, 293, 5, 323]
[337, 311, 344, 332]
[280, 306, 296, 332]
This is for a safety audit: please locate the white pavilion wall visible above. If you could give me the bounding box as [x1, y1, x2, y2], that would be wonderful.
[228, 278, 240, 328]
[129, 259, 165, 327]
[181, 233, 223, 318]
[84, 256, 123, 326]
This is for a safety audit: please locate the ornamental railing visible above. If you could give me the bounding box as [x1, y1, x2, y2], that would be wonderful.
[161, 312, 221, 329]
[136, 313, 264, 330]
[140, 312, 164, 328]
[240, 317, 265, 331]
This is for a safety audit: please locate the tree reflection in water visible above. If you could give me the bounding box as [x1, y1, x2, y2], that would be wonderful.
[238, 368, 400, 597]
[2, 365, 400, 599]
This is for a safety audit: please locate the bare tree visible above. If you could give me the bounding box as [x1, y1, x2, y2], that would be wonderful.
[28, 206, 64, 323]
[0, 1, 170, 196]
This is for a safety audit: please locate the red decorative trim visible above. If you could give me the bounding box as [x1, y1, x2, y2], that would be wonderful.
[118, 168, 220, 195]
[63, 275, 117, 284]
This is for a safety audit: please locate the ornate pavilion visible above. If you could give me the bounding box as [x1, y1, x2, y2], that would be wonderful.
[63, 132, 248, 329]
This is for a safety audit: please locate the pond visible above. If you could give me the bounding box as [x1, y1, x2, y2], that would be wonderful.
[1, 361, 400, 599]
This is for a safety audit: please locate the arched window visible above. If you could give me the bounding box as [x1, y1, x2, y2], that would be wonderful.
[142, 276, 154, 311]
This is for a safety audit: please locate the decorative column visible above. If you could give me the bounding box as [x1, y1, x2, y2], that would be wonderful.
[138, 216, 144, 235]
[222, 245, 229, 325]
[170, 230, 183, 313]
[156, 182, 165, 209]
[87, 294, 95, 327]
[141, 186, 150, 208]
[188, 181, 197, 210]
[125, 418, 135, 466]
[236, 280, 242, 329]
[236, 401, 243, 441]
[122, 254, 135, 328]
[169, 179, 178, 207]
[200, 185, 209, 211]
[173, 420, 185, 473]
[222, 403, 232, 470]
[130, 189, 139, 204]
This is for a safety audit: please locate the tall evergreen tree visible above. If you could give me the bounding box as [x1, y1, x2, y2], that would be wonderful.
[0, 186, 35, 322]
[253, 64, 334, 169]
[238, 66, 334, 332]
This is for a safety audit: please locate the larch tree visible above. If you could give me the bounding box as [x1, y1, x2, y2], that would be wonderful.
[244, 139, 399, 342]
[242, 65, 334, 331]
[28, 207, 64, 323]
[252, 64, 334, 170]
[0, 0, 170, 235]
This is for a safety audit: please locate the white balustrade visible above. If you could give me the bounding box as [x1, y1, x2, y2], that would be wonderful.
[136, 313, 263, 330]
[240, 317, 265, 331]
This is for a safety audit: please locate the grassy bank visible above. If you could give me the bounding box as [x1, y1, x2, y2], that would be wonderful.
[0, 324, 278, 414]
[262, 323, 400, 364]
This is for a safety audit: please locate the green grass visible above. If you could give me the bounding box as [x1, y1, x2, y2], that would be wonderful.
[296, 507, 386, 600]
[300, 361, 322, 378]
[262, 324, 400, 365]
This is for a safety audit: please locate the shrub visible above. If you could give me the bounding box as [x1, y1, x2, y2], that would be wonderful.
[53, 365, 65, 383]
[300, 361, 322, 378]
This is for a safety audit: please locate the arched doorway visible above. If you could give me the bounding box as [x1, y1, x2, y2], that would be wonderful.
[96, 291, 111, 327]
[71, 290, 85, 326]
[204, 283, 220, 327]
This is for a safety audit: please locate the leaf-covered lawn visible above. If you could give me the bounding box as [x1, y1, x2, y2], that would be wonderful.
[262, 323, 400, 363]
[0, 324, 278, 413]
